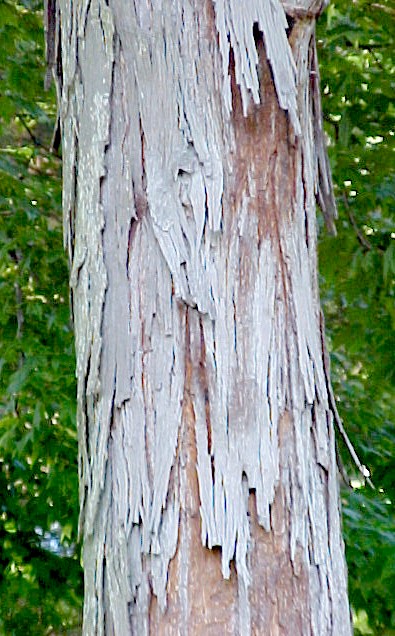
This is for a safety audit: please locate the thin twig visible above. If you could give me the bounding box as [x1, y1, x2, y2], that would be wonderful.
[320, 310, 374, 489]
[342, 191, 372, 251]
[17, 113, 41, 147]
[336, 444, 352, 489]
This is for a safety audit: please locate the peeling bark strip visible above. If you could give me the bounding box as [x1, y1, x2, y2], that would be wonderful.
[57, 0, 351, 633]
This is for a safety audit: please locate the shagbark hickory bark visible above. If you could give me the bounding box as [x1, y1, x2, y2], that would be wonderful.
[54, 0, 351, 633]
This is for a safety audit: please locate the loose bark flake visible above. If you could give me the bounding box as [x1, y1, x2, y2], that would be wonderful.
[57, 0, 351, 633]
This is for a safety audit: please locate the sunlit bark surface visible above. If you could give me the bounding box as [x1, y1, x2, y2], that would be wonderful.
[55, 0, 351, 633]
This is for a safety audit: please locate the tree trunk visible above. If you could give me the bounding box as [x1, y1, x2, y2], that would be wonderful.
[56, 0, 351, 633]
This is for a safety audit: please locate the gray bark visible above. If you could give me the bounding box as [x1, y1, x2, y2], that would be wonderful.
[55, 0, 351, 633]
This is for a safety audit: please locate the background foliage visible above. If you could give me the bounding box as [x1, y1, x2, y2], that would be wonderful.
[0, 0, 393, 634]
[318, 2, 395, 633]
[0, 0, 81, 633]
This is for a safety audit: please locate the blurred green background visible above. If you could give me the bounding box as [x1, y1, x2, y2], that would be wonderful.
[0, 0, 393, 633]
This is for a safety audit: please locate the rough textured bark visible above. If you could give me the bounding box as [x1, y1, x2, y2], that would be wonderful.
[55, 0, 351, 633]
